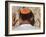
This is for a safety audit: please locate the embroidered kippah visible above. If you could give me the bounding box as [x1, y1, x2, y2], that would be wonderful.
[20, 8, 32, 14]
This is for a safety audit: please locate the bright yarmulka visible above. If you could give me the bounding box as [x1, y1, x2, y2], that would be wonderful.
[20, 8, 31, 14]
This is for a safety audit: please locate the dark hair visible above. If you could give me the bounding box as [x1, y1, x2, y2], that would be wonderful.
[20, 10, 35, 26]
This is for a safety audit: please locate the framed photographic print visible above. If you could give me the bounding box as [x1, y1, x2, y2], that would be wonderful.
[5, 1, 45, 36]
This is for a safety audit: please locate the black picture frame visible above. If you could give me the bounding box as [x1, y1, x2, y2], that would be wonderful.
[5, 1, 45, 36]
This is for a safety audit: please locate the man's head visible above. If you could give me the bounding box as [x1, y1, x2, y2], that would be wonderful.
[19, 7, 35, 26]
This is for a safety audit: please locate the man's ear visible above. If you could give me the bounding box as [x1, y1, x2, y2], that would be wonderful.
[30, 17, 33, 21]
